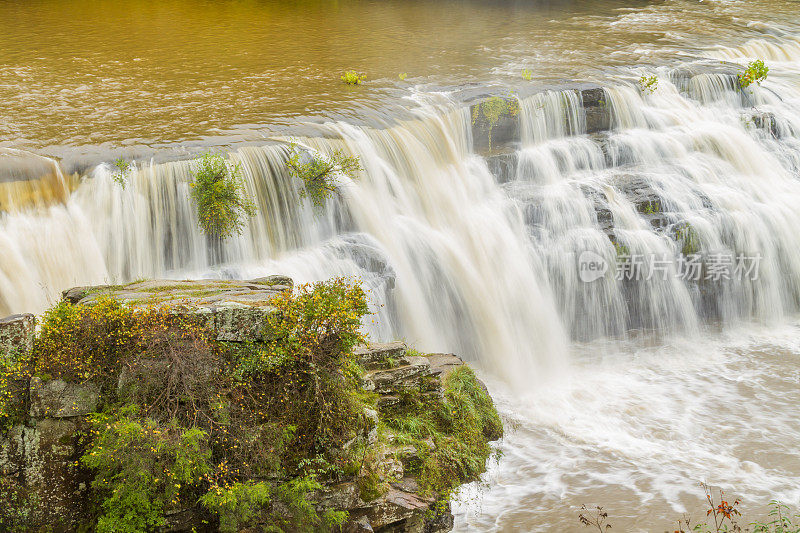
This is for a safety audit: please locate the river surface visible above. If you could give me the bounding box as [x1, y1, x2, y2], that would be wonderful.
[2, 0, 800, 531]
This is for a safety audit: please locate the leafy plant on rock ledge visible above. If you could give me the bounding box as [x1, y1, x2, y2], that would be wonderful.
[189, 152, 257, 239]
[738, 59, 769, 90]
[286, 143, 362, 209]
[341, 70, 366, 85]
[639, 75, 658, 95]
[111, 158, 133, 188]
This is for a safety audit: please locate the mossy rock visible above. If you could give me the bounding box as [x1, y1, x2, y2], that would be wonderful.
[470, 96, 520, 155]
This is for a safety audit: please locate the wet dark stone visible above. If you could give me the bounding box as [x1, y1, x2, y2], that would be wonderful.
[469, 97, 520, 155]
[484, 152, 518, 183]
[579, 185, 615, 236]
[581, 87, 611, 134]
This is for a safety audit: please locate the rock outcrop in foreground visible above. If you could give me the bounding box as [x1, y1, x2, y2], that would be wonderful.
[0, 278, 502, 532]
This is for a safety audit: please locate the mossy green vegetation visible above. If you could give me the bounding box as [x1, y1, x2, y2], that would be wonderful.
[0, 357, 24, 431]
[612, 239, 630, 261]
[111, 158, 132, 188]
[286, 144, 362, 208]
[473, 96, 520, 129]
[639, 75, 658, 94]
[341, 70, 366, 85]
[673, 222, 701, 256]
[189, 152, 257, 239]
[381, 365, 503, 499]
[738, 59, 769, 90]
[471, 95, 520, 150]
[0, 278, 502, 531]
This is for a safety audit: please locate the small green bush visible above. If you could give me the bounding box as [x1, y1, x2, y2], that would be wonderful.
[341, 70, 366, 85]
[673, 222, 701, 256]
[522, 69, 533, 81]
[34, 297, 138, 383]
[286, 145, 361, 208]
[750, 500, 800, 532]
[398, 72, 408, 81]
[739, 59, 769, 89]
[232, 278, 370, 462]
[111, 158, 132, 188]
[639, 75, 658, 94]
[82, 408, 212, 533]
[189, 153, 256, 239]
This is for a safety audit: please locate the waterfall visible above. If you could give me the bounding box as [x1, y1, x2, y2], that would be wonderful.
[2, 35, 800, 391]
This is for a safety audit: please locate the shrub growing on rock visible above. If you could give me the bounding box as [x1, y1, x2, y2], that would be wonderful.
[111, 158, 132, 188]
[639, 75, 658, 94]
[189, 153, 256, 239]
[471, 95, 520, 150]
[82, 410, 212, 533]
[286, 144, 361, 208]
[0, 358, 24, 431]
[341, 70, 366, 85]
[738, 59, 769, 90]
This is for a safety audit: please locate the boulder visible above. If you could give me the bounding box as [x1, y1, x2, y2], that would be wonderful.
[29, 378, 100, 419]
[470, 96, 520, 155]
[612, 175, 671, 230]
[16, 419, 89, 529]
[213, 303, 278, 342]
[361, 487, 436, 531]
[425, 353, 465, 383]
[0, 424, 24, 477]
[248, 274, 293, 289]
[0, 313, 36, 360]
[484, 152, 518, 184]
[580, 185, 615, 237]
[63, 278, 291, 343]
[317, 481, 363, 511]
[581, 87, 611, 134]
[750, 111, 781, 138]
[354, 341, 408, 370]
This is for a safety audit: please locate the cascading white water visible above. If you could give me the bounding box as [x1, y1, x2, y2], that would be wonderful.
[452, 35, 800, 532]
[0, 98, 570, 389]
[2, 24, 800, 531]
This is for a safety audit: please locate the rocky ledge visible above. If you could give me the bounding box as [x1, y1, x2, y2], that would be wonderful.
[0, 278, 503, 532]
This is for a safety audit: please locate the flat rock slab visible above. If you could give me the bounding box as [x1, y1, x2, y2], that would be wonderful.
[354, 341, 408, 370]
[0, 313, 36, 360]
[362, 357, 432, 394]
[64, 277, 291, 308]
[61, 277, 294, 343]
[426, 353, 465, 382]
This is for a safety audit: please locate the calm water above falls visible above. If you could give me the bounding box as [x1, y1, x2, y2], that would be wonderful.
[3, 0, 800, 531]
[0, 0, 796, 151]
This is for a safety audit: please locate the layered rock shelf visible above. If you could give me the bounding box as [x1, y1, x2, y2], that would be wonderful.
[0, 278, 503, 532]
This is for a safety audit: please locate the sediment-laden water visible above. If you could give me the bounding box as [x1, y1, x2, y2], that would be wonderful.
[2, 0, 800, 530]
